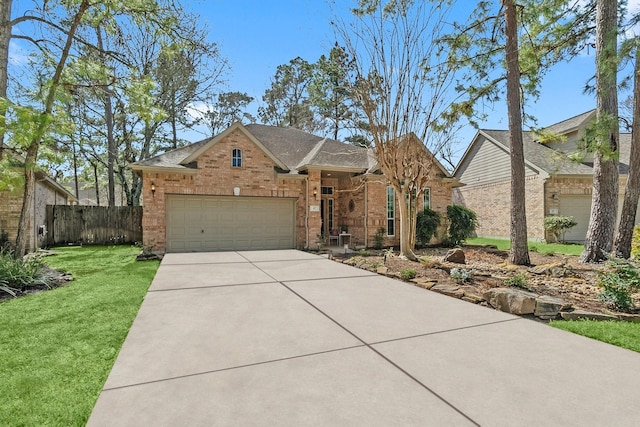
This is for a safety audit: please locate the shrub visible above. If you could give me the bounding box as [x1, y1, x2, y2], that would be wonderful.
[450, 267, 470, 283]
[373, 228, 385, 250]
[357, 249, 371, 257]
[446, 205, 478, 246]
[505, 272, 528, 289]
[416, 208, 441, 246]
[400, 268, 417, 280]
[631, 226, 640, 260]
[598, 258, 640, 312]
[0, 229, 10, 251]
[0, 249, 51, 297]
[543, 215, 577, 243]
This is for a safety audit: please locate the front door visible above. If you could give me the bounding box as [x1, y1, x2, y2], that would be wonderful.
[320, 197, 334, 236]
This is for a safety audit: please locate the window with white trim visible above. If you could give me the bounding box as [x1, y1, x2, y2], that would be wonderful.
[387, 186, 395, 236]
[232, 149, 242, 168]
[423, 187, 431, 210]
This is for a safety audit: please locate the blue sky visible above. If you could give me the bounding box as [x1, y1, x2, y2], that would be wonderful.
[191, 0, 606, 162]
[8, 0, 637, 165]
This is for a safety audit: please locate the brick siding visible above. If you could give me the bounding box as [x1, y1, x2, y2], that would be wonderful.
[141, 128, 457, 252]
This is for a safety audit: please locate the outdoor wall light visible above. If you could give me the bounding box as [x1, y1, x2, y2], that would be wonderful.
[151, 182, 156, 197]
[313, 187, 318, 200]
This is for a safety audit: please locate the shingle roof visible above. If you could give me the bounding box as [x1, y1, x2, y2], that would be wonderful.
[542, 110, 596, 135]
[132, 139, 209, 170]
[131, 123, 374, 172]
[482, 129, 596, 175]
[481, 112, 631, 176]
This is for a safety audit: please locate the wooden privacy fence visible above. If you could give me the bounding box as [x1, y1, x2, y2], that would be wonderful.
[45, 205, 142, 246]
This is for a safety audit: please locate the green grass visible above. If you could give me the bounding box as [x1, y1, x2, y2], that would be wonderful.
[0, 245, 159, 426]
[466, 237, 584, 256]
[550, 320, 640, 353]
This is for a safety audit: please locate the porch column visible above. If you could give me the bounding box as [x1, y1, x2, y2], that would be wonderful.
[308, 170, 322, 247]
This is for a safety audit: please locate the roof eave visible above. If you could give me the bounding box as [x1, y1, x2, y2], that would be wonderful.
[129, 164, 199, 174]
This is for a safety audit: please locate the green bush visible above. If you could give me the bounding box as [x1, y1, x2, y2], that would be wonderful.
[450, 267, 470, 283]
[373, 227, 385, 250]
[416, 208, 441, 246]
[400, 268, 417, 280]
[543, 215, 577, 243]
[631, 226, 640, 260]
[357, 249, 371, 257]
[505, 272, 528, 289]
[0, 249, 51, 297]
[0, 230, 10, 250]
[446, 205, 478, 246]
[598, 258, 640, 312]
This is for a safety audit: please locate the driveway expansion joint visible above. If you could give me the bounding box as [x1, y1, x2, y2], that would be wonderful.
[100, 344, 367, 392]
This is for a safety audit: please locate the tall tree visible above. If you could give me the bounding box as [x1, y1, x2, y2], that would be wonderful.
[336, 0, 457, 261]
[2, 0, 208, 254]
[200, 91, 255, 136]
[442, 0, 593, 265]
[0, 0, 11, 153]
[259, 57, 318, 131]
[613, 41, 640, 258]
[309, 43, 359, 140]
[503, 0, 529, 265]
[13, 0, 91, 257]
[580, 0, 619, 263]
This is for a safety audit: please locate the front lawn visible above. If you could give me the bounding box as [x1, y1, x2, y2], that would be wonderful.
[0, 245, 159, 426]
[466, 237, 583, 256]
[550, 320, 640, 353]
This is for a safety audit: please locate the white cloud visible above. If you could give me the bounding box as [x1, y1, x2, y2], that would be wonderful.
[8, 41, 30, 66]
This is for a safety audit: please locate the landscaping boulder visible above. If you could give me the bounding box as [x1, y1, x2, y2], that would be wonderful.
[431, 284, 465, 299]
[560, 310, 618, 321]
[529, 262, 574, 278]
[483, 288, 537, 315]
[444, 248, 465, 264]
[534, 296, 572, 319]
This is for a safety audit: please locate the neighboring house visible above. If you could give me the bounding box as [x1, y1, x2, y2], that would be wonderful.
[61, 178, 127, 206]
[0, 171, 77, 250]
[131, 122, 460, 253]
[453, 110, 636, 243]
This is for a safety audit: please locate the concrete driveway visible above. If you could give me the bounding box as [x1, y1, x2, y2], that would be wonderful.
[88, 250, 640, 426]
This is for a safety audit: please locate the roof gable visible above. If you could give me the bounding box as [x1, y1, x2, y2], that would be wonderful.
[454, 111, 608, 178]
[182, 122, 288, 170]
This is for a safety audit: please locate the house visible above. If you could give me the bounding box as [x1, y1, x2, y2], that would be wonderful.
[453, 110, 636, 243]
[131, 122, 460, 253]
[0, 170, 77, 250]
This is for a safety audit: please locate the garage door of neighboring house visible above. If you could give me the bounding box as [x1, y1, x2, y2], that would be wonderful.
[559, 196, 592, 243]
[166, 195, 296, 252]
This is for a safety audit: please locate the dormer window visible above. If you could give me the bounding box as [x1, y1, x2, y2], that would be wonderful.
[232, 149, 242, 168]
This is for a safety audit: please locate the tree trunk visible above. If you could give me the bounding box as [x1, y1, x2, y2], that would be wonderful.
[504, 0, 530, 265]
[612, 45, 640, 259]
[580, 0, 619, 263]
[0, 0, 12, 153]
[397, 186, 417, 261]
[93, 162, 100, 206]
[15, 0, 90, 256]
[96, 26, 116, 207]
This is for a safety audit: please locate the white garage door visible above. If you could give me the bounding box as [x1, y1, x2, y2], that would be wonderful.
[559, 196, 591, 243]
[166, 195, 296, 252]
